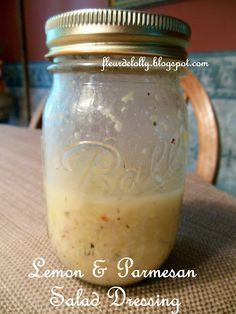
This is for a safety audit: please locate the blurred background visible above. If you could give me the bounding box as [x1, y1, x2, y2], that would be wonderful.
[0, 0, 235, 196]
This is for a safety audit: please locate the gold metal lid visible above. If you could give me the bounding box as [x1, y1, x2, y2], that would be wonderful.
[45, 9, 191, 60]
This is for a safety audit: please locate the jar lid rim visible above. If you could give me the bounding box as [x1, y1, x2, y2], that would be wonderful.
[45, 9, 191, 60]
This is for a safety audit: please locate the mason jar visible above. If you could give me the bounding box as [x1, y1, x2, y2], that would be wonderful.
[43, 9, 191, 285]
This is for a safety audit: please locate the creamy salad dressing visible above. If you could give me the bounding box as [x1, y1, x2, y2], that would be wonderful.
[46, 184, 183, 285]
[44, 9, 190, 286]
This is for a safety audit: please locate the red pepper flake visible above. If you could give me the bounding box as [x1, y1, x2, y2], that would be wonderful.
[100, 215, 109, 222]
[170, 138, 176, 144]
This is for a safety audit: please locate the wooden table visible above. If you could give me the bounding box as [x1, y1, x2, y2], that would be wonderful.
[0, 125, 235, 314]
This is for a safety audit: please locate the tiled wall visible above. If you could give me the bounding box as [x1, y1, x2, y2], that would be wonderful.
[3, 51, 236, 196]
[187, 52, 236, 196]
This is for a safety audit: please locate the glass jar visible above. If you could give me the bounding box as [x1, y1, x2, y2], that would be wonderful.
[43, 9, 191, 286]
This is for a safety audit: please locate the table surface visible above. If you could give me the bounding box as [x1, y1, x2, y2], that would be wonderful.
[0, 125, 235, 314]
